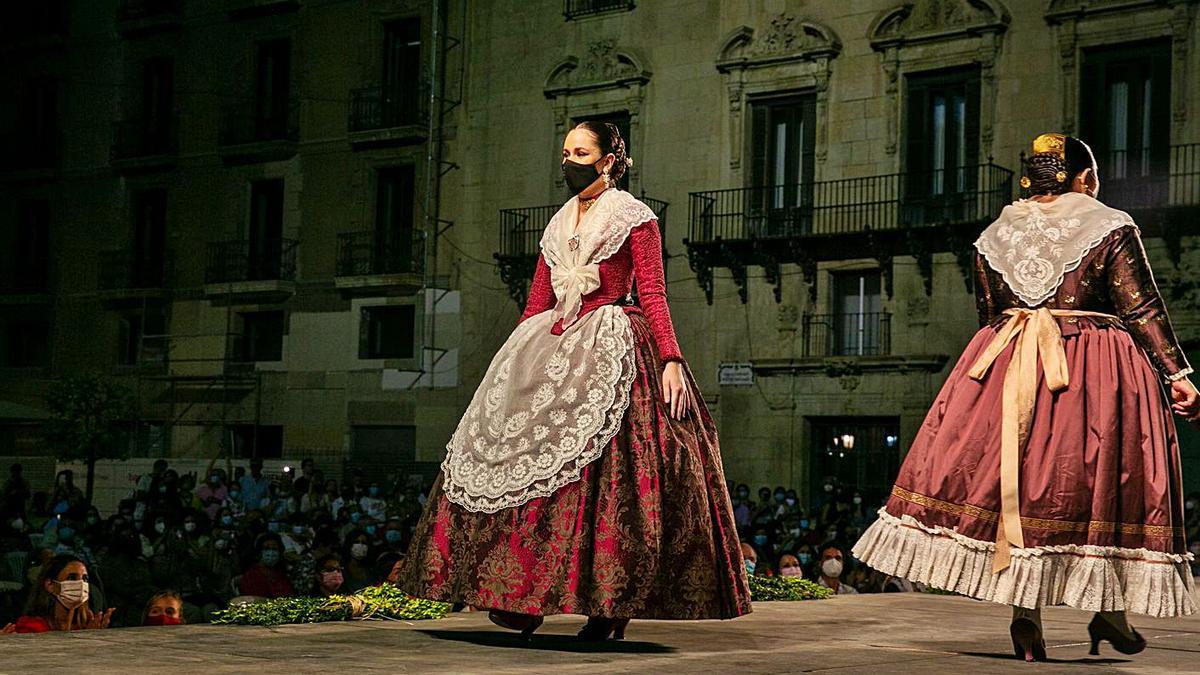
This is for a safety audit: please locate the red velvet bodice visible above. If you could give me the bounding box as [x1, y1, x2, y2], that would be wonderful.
[518, 217, 683, 363]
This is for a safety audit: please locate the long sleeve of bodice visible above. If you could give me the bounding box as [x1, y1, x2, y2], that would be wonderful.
[630, 219, 683, 363]
[973, 251, 997, 329]
[1106, 225, 1193, 382]
[518, 253, 556, 325]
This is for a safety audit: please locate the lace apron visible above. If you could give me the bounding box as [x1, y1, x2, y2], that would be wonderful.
[441, 189, 658, 513]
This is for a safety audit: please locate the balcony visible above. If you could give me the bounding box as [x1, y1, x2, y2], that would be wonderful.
[564, 0, 635, 20]
[803, 312, 891, 357]
[0, 3, 68, 52]
[227, 0, 301, 19]
[348, 85, 429, 148]
[217, 100, 299, 164]
[1087, 144, 1200, 262]
[116, 0, 183, 37]
[684, 163, 1013, 303]
[495, 195, 669, 307]
[110, 117, 178, 172]
[98, 249, 173, 306]
[0, 268, 51, 306]
[204, 238, 297, 301]
[334, 229, 426, 296]
[0, 133, 57, 181]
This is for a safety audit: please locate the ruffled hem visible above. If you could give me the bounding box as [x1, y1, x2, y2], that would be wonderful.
[852, 508, 1197, 618]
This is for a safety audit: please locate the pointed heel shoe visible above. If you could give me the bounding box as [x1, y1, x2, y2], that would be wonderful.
[1087, 614, 1146, 656]
[488, 609, 544, 642]
[1010, 618, 1047, 662]
[578, 616, 630, 641]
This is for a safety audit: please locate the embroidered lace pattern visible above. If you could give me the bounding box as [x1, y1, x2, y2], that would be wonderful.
[975, 193, 1136, 307]
[441, 190, 655, 513]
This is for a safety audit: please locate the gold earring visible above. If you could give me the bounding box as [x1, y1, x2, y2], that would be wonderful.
[602, 171, 611, 187]
[1019, 176, 1031, 189]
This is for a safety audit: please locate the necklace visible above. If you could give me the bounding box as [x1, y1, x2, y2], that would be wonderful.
[569, 189, 606, 251]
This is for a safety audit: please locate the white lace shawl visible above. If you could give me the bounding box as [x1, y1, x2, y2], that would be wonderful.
[974, 192, 1137, 307]
[538, 189, 657, 329]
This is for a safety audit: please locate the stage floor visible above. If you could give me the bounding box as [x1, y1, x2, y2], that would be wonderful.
[5, 592, 1199, 673]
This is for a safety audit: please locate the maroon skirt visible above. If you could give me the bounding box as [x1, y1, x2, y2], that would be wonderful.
[853, 317, 1195, 617]
[399, 309, 752, 620]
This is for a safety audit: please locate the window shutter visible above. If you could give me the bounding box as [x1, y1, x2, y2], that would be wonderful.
[358, 308, 371, 359]
[749, 103, 768, 213]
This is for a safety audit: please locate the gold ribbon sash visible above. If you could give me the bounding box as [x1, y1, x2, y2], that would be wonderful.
[966, 307, 1120, 573]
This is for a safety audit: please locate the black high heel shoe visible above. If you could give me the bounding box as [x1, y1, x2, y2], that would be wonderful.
[1010, 618, 1047, 662]
[1088, 614, 1146, 656]
[577, 616, 630, 641]
[488, 609, 544, 642]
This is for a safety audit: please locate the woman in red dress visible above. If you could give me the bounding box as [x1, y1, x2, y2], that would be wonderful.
[399, 121, 751, 640]
[853, 134, 1200, 661]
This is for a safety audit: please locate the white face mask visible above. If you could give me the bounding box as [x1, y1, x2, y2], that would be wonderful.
[55, 579, 90, 610]
[10, 518, 23, 530]
[154, 522, 166, 534]
[821, 558, 844, 578]
[350, 542, 369, 560]
[184, 523, 197, 533]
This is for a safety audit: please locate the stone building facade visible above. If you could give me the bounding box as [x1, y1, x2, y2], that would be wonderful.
[2, 0, 1198, 504]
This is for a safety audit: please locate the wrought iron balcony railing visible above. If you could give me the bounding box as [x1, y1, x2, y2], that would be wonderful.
[99, 249, 173, 291]
[349, 85, 428, 133]
[499, 196, 669, 258]
[496, 195, 669, 307]
[205, 238, 298, 284]
[336, 229, 426, 277]
[803, 312, 891, 357]
[116, 0, 183, 22]
[111, 117, 178, 162]
[687, 163, 1012, 244]
[219, 98, 300, 146]
[1085, 143, 1200, 213]
[563, 0, 635, 20]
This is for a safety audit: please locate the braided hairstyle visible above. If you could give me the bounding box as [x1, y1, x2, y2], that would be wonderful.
[572, 120, 633, 183]
[1022, 134, 1098, 196]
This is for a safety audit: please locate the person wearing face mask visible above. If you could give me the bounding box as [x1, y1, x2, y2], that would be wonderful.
[142, 590, 186, 626]
[399, 121, 749, 644]
[815, 545, 857, 595]
[730, 484, 753, 532]
[739, 542, 758, 577]
[343, 531, 374, 592]
[359, 482, 388, 521]
[2, 554, 113, 633]
[238, 533, 293, 599]
[777, 554, 804, 579]
[238, 458, 271, 512]
[312, 554, 345, 597]
[197, 467, 230, 521]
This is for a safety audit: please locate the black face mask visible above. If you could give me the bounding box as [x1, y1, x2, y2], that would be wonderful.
[561, 158, 602, 196]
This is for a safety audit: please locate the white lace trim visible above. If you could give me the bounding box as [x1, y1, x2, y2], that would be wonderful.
[539, 188, 658, 268]
[852, 508, 1197, 618]
[975, 193, 1137, 307]
[441, 305, 636, 513]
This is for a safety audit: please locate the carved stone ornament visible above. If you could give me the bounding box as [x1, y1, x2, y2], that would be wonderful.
[1046, 0, 1197, 137]
[715, 13, 842, 168]
[869, 0, 1010, 156]
[869, 0, 1010, 48]
[544, 39, 651, 97]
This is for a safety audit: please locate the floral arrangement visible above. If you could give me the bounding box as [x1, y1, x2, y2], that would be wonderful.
[747, 574, 835, 602]
[211, 584, 452, 626]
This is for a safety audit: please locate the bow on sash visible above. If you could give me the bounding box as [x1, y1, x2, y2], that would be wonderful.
[967, 306, 1119, 573]
[550, 262, 601, 330]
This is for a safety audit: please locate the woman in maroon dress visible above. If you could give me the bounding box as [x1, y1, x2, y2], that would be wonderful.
[854, 134, 1200, 661]
[399, 121, 751, 640]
